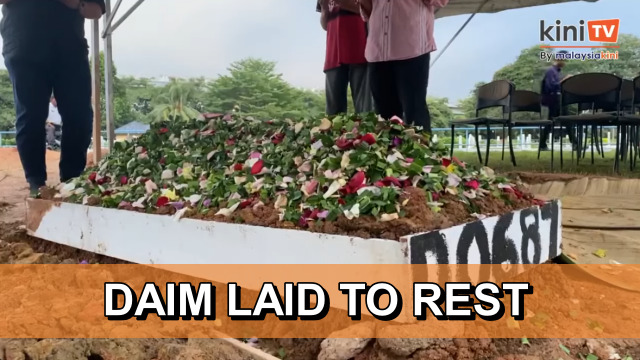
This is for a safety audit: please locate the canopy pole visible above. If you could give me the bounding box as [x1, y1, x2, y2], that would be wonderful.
[106, 0, 146, 36]
[90, 19, 102, 162]
[104, 0, 115, 151]
[430, 0, 489, 68]
[101, 0, 122, 38]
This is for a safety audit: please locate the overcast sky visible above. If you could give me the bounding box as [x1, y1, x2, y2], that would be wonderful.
[1, 0, 637, 104]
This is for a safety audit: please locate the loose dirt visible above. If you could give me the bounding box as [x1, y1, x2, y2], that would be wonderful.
[1, 148, 639, 360]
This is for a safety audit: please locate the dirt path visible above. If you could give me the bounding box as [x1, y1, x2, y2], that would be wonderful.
[1, 148, 639, 360]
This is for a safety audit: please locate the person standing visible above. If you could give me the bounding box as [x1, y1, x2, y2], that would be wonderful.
[333, 0, 448, 133]
[539, 50, 575, 150]
[0, 0, 105, 195]
[318, 0, 372, 115]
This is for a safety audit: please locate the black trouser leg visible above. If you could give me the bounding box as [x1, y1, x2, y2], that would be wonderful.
[368, 60, 403, 120]
[325, 65, 349, 116]
[53, 52, 93, 182]
[394, 53, 431, 132]
[541, 101, 560, 148]
[4, 56, 53, 189]
[348, 63, 373, 114]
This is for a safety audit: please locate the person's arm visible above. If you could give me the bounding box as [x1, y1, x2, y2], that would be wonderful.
[58, 0, 105, 19]
[319, 0, 329, 31]
[80, 1, 105, 19]
[320, 10, 328, 31]
[332, 0, 361, 15]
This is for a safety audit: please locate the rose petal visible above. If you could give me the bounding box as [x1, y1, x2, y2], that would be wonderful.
[323, 180, 342, 199]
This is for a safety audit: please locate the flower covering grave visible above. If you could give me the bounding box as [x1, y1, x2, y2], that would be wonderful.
[51, 113, 540, 240]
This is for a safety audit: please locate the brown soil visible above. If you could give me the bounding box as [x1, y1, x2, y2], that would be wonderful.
[507, 171, 619, 185]
[72, 184, 537, 241]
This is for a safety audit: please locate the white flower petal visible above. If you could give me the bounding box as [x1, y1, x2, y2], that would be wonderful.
[161, 170, 175, 180]
[380, 213, 399, 222]
[323, 181, 342, 199]
[145, 180, 158, 194]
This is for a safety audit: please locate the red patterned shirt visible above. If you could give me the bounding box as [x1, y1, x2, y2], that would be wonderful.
[318, 1, 368, 71]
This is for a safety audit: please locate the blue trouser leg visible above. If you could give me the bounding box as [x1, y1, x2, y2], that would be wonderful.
[52, 52, 93, 182]
[4, 56, 53, 188]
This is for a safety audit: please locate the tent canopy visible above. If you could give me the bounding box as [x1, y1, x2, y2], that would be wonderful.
[436, 0, 599, 18]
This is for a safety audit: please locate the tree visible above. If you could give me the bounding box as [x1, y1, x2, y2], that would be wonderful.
[149, 79, 201, 122]
[427, 97, 455, 129]
[90, 52, 134, 129]
[0, 70, 15, 131]
[206, 58, 317, 119]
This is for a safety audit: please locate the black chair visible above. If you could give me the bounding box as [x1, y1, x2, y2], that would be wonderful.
[553, 73, 623, 171]
[507, 90, 552, 161]
[576, 80, 633, 162]
[619, 76, 640, 170]
[450, 80, 515, 166]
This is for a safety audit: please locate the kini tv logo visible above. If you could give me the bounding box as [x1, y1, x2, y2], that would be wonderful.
[539, 19, 620, 48]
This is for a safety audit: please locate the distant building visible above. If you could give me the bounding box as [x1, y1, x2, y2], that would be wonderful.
[448, 103, 465, 119]
[150, 76, 171, 87]
[115, 121, 150, 141]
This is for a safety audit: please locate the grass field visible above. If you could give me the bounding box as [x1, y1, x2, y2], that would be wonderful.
[454, 149, 638, 177]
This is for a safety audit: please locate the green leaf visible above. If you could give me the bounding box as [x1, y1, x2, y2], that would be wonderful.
[521, 337, 530, 346]
[559, 344, 570, 355]
[585, 354, 599, 360]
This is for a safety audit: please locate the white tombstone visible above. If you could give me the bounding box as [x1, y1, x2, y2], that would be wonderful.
[526, 134, 532, 150]
[432, 134, 438, 143]
[478, 135, 483, 145]
[607, 132, 611, 145]
[458, 135, 463, 149]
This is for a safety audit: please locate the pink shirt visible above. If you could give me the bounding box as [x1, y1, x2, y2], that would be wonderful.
[359, 0, 448, 63]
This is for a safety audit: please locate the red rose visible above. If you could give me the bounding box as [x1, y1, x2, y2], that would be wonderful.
[233, 163, 244, 171]
[381, 177, 401, 187]
[338, 198, 346, 205]
[464, 180, 480, 190]
[239, 199, 253, 209]
[158, 128, 169, 134]
[156, 196, 169, 207]
[251, 160, 264, 175]
[347, 171, 366, 190]
[335, 137, 354, 150]
[226, 139, 235, 146]
[96, 176, 110, 185]
[159, 157, 166, 165]
[272, 133, 285, 144]
[361, 133, 376, 145]
[442, 158, 452, 167]
[119, 176, 128, 185]
[390, 116, 404, 125]
[88, 172, 97, 182]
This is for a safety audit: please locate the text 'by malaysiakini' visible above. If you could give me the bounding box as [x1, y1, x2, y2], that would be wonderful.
[104, 282, 532, 322]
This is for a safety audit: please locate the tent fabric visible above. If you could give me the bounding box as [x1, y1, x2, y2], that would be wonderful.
[435, 0, 599, 18]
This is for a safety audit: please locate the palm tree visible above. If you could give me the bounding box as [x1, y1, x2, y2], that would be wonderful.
[149, 79, 201, 122]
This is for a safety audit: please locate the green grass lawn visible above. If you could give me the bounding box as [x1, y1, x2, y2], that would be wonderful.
[453, 149, 638, 178]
